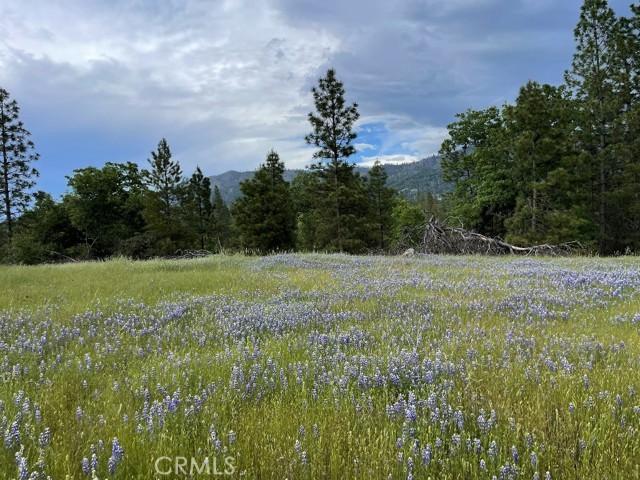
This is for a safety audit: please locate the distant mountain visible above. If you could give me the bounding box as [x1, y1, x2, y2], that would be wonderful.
[209, 155, 451, 205]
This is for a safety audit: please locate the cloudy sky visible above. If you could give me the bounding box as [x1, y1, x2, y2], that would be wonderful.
[0, 0, 632, 198]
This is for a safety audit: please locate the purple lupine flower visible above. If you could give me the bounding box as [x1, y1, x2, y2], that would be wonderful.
[76, 407, 84, 421]
[39, 428, 51, 447]
[228, 430, 236, 445]
[5, 420, 21, 449]
[480, 459, 487, 471]
[421, 444, 432, 466]
[397, 437, 403, 450]
[82, 458, 90, 476]
[511, 445, 519, 464]
[531, 451, 537, 469]
[108, 437, 124, 475]
[525, 433, 533, 448]
[15, 452, 28, 480]
[34, 404, 42, 423]
[488, 440, 498, 460]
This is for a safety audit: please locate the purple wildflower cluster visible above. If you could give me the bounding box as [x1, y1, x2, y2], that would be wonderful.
[1, 254, 639, 478]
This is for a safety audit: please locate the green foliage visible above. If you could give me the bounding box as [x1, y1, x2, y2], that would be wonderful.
[185, 166, 214, 250]
[390, 197, 425, 250]
[305, 68, 359, 163]
[211, 185, 232, 252]
[564, 0, 640, 254]
[142, 138, 186, 255]
[64, 162, 147, 258]
[305, 69, 368, 253]
[365, 161, 395, 250]
[0, 87, 39, 261]
[231, 150, 295, 253]
[290, 171, 321, 251]
[503, 82, 593, 246]
[12, 191, 82, 264]
[440, 106, 515, 237]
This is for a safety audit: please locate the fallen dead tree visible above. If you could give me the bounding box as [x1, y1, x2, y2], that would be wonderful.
[397, 217, 583, 256]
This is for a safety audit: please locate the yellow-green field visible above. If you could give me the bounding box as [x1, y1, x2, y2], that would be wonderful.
[1, 254, 639, 479]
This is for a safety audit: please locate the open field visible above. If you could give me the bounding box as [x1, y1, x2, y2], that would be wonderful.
[1, 254, 640, 479]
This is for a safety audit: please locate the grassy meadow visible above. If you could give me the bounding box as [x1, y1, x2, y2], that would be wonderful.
[1, 254, 639, 479]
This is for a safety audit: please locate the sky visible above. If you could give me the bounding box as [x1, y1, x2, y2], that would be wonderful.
[0, 0, 633, 199]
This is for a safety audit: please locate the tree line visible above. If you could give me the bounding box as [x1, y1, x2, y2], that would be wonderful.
[1, 0, 638, 263]
[440, 0, 640, 255]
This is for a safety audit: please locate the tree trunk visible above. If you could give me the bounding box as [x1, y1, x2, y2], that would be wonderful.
[1, 113, 13, 259]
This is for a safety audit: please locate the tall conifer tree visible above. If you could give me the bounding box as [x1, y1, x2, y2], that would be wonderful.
[305, 69, 368, 252]
[0, 88, 39, 260]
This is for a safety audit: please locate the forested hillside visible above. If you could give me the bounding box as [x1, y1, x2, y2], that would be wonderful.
[210, 155, 449, 205]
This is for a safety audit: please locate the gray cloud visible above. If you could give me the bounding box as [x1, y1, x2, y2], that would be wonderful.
[0, 0, 634, 196]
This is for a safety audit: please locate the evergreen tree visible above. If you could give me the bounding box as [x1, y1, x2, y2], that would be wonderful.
[186, 166, 213, 250]
[231, 150, 295, 253]
[211, 185, 231, 252]
[504, 82, 592, 245]
[0, 88, 39, 261]
[143, 138, 185, 254]
[305, 68, 367, 252]
[366, 161, 395, 251]
[565, 0, 629, 254]
[290, 171, 321, 251]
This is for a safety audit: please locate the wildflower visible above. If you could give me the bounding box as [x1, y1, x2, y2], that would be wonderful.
[108, 437, 124, 475]
[421, 444, 432, 466]
[15, 451, 28, 480]
[39, 428, 51, 447]
[82, 458, 90, 476]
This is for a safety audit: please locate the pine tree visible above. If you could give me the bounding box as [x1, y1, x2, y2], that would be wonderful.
[211, 185, 231, 252]
[305, 68, 367, 252]
[366, 161, 395, 251]
[0, 88, 39, 261]
[565, 0, 625, 254]
[231, 150, 295, 253]
[504, 82, 591, 245]
[143, 138, 185, 254]
[186, 166, 213, 250]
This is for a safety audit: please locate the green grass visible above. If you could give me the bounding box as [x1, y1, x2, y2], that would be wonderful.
[1, 254, 639, 479]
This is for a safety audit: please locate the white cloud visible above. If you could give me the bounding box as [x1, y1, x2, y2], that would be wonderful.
[355, 143, 376, 151]
[358, 155, 419, 167]
[0, 0, 632, 196]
